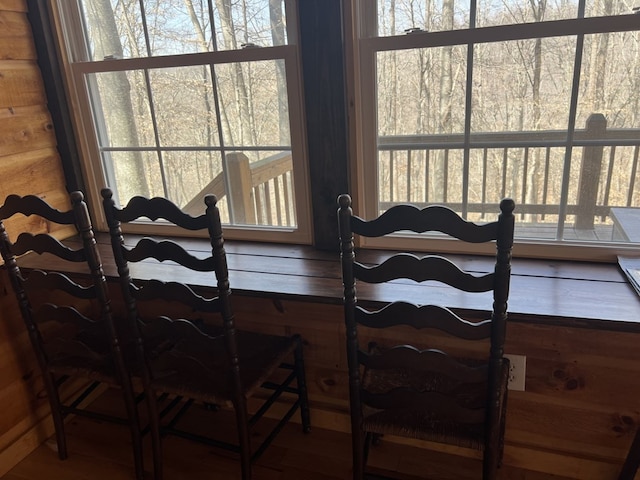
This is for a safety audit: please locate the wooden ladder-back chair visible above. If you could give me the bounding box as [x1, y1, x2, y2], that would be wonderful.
[0, 192, 145, 479]
[101, 189, 311, 480]
[337, 194, 515, 480]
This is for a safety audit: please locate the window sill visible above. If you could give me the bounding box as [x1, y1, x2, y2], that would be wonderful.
[16, 233, 640, 333]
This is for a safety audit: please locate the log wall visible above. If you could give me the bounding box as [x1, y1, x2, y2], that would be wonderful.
[0, 0, 72, 475]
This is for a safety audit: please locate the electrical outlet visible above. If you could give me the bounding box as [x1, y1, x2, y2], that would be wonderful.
[504, 354, 526, 391]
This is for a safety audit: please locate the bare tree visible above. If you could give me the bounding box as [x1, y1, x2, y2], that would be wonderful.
[83, 0, 150, 200]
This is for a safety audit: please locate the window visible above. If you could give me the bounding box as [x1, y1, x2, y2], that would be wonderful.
[53, 0, 311, 243]
[354, 0, 640, 259]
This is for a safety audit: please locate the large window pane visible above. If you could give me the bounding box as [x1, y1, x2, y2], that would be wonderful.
[161, 150, 224, 208]
[149, 66, 220, 147]
[214, 60, 290, 147]
[472, 37, 574, 133]
[377, 46, 468, 136]
[578, 32, 640, 129]
[90, 71, 155, 147]
[377, 0, 470, 35]
[104, 150, 160, 204]
[80, 0, 289, 60]
[80, 0, 147, 59]
[476, 0, 578, 28]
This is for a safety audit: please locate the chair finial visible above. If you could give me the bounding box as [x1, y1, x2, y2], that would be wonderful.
[338, 194, 351, 208]
[204, 194, 218, 207]
[101, 188, 114, 200]
[70, 191, 84, 204]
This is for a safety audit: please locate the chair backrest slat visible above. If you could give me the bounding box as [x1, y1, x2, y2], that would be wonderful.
[24, 270, 96, 299]
[131, 280, 221, 312]
[124, 238, 215, 271]
[359, 346, 489, 382]
[12, 233, 87, 261]
[351, 204, 499, 242]
[354, 254, 494, 291]
[112, 196, 209, 230]
[0, 194, 76, 225]
[360, 389, 486, 424]
[355, 303, 492, 339]
[36, 303, 99, 328]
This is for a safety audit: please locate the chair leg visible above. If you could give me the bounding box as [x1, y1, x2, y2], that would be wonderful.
[363, 432, 373, 466]
[44, 373, 68, 460]
[294, 335, 311, 433]
[145, 388, 163, 480]
[619, 427, 640, 480]
[352, 429, 365, 480]
[234, 397, 252, 480]
[482, 439, 500, 480]
[120, 378, 145, 480]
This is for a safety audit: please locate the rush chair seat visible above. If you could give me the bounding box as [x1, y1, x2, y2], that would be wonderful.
[337, 194, 515, 480]
[101, 189, 310, 480]
[0, 192, 145, 479]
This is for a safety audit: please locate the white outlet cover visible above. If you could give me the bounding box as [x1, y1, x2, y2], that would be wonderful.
[504, 354, 526, 391]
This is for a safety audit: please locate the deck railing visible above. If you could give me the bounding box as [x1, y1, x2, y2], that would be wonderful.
[185, 114, 639, 233]
[378, 114, 640, 230]
[183, 151, 295, 226]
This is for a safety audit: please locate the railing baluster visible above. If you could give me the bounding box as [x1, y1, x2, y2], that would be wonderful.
[255, 184, 265, 225]
[288, 172, 297, 226]
[407, 149, 412, 203]
[481, 148, 488, 218]
[542, 147, 551, 221]
[265, 181, 273, 224]
[274, 177, 283, 226]
[283, 172, 292, 226]
[443, 149, 449, 203]
[602, 146, 616, 221]
[501, 148, 508, 199]
[628, 146, 639, 207]
[390, 151, 395, 203]
[425, 149, 430, 204]
[522, 147, 529, 221]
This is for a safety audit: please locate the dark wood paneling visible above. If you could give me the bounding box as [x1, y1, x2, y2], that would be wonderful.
[298, 0, 350, 251]
[27, 0, 84, 193]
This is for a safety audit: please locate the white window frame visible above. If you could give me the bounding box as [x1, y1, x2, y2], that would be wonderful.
[349, 0, 640, 261]
[49, 0, 312, 244]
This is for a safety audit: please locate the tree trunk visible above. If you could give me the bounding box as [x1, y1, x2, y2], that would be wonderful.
[214, 0, 257, 146]
[83, 0, 149, 201]
[525, 0, 546, 221]
[269, 0, 289, 145]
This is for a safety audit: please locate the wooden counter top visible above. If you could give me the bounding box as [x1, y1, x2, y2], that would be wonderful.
[15, 233, 640, 332]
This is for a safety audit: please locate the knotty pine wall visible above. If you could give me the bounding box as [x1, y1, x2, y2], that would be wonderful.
[0, 0, 74, 475]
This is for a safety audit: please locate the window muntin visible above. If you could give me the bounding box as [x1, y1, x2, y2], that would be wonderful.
[56, 0, 310, 242]
[359, 1, 640, 257]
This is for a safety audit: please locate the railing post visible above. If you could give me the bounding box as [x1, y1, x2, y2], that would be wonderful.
[226, 153, 257, 225]
[576, 113, 607, 230]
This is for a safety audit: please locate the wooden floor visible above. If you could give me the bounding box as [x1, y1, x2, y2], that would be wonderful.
[0, 388, 580, 480]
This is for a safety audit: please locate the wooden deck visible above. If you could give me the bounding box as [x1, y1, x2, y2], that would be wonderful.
[1, 388, 574, 480]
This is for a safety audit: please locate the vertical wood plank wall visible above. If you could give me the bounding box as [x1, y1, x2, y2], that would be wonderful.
[0, 0, 72, 475]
